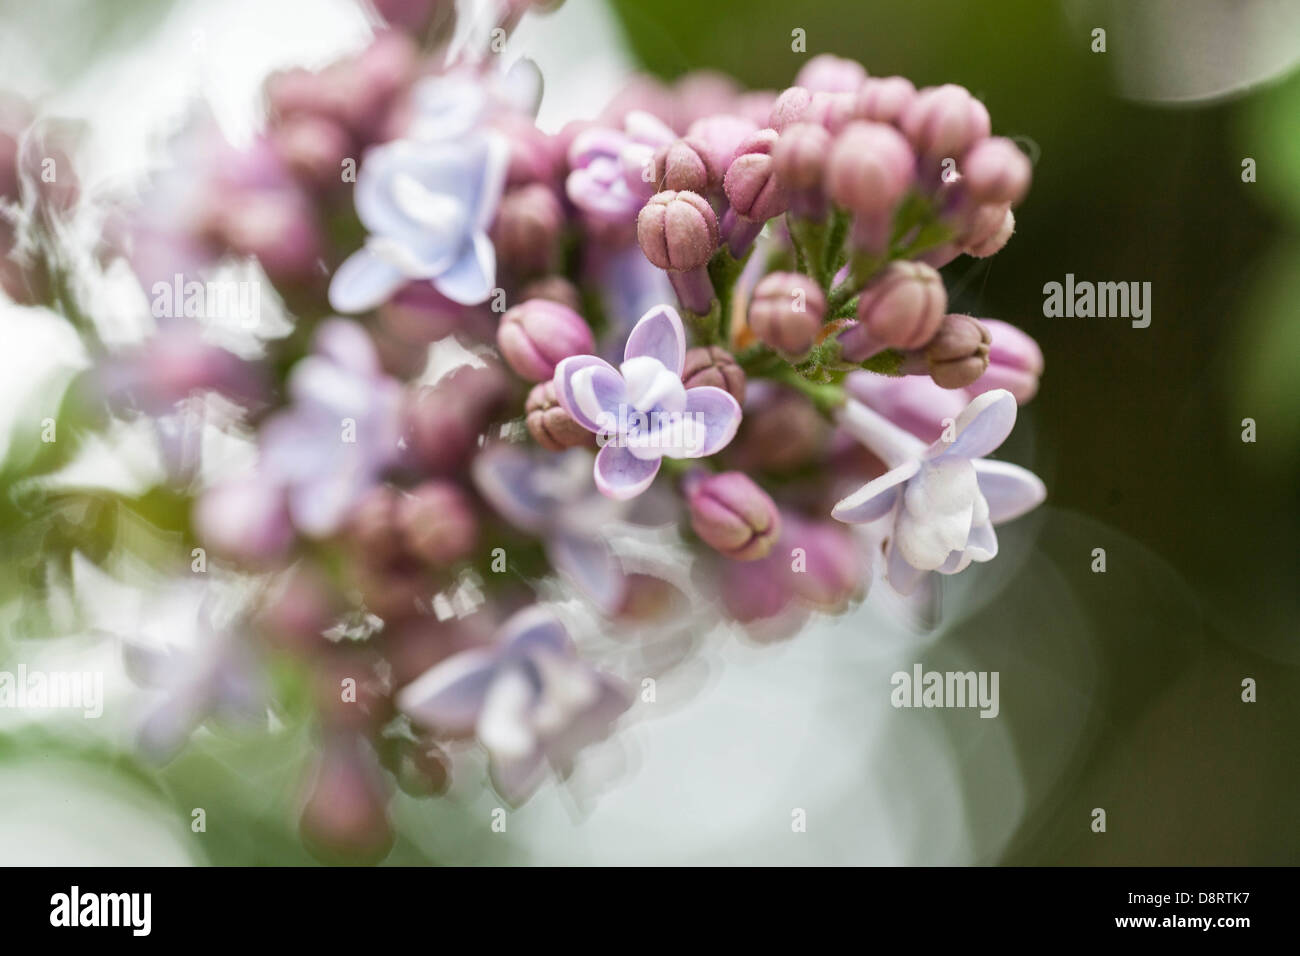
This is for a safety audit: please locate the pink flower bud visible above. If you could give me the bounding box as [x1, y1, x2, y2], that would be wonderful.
[854, 260, 947, 350]
[271, 114, 351, 187]
[806, 91, 859, 134]
[525, 380, 593, 450]
[519, 275, 582, 312]
[899, 83, 991, 161]
[729, 382, 828, 473]
[963, 204, 1015, 257]
[654, 139, 709, 194]
[749, 271, 827, 359]
[397, 481, 478, 566]
[723, 128, 788, 222]
[682, 345, 746, 403]
[768, 86, 813, 132]
[636, 189, 719, 270]
[784, 516, 865, 610]
[825, 121, 914, 217]
[683, 114, 759, 188]
[966, 319, 1043, 403]
[492, 183, 564, 276]
[961, 136, 1031, 206]
[195, 475, 294, 565]
[795, 54, 869, 94]
[497, 299, 595, 382]
[922, 314, 991, 388]
[773, 122, 831, 219]
[299, 731, 393, 864]
[687, 472, 781, 561]
[853, 76, 917, 124]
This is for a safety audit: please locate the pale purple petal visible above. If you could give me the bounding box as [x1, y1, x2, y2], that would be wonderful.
[929, 389, 1017, 461]
[623, 304, 686, 375]
[328, 247, 407, 314]
[311, 319, 382, 377]
[594, 442, 661, 500]
[570, 363, 629, 434]
[472, 444, 550, 532]
[489, 745, 547, 807]
[553, 354, 620, 432]
[433, 232, 496, 305]
[681, 385, 742, 457]
[498, 605, 572, 659]
[885, 540, 930, 597]
[974, 459, 1047, 524]
[895, 457, 978, 569]
[397, 648, 498, 735]
[549, 531, 628, 615]
[964, 521, 999, 562]
[831, 459, 920, 523]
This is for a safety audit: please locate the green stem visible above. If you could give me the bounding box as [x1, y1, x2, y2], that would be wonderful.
[768, 365, 846, 417]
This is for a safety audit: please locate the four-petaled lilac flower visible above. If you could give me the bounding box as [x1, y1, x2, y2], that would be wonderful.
[328, 133, 508, 312]
[565, 111, 676, 224]
[257, 319, 405, 537]
[473, 444, 629, 613]
[832, 388, 1045, 595]
[552, 305, 742, 500]
[397, 606, 630, 804]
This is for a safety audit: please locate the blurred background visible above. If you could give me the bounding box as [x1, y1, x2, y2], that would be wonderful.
[1, 0, 1297, 864]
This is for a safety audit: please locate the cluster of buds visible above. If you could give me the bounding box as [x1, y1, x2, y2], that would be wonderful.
[30, 10, 1050, 865]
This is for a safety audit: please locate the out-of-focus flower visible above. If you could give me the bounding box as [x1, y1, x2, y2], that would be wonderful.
[565, 111, 675, 225]
[832, 389, 1045, 595]
[728, 381, 829, 474]
[497, 298, 594, 382]
[795, 54, 869, 94]
[853, 76, 918, 124]
[348, 480, 478, 569]
[492, 182, 563, 276]
[402, 358, 513, 474]
[686, 470, 781, 561]
[299, 728, 394, 864]
[845, 371, 968, 443]
[960, 137, 1032, 207]
[398, 605, 630, 803]
[329, 133, 508, 312]
[748, 270, 826, 360]
[552, 305, 741, 499]
[257, 319, 405, 537]
[473, 444, 627, 611]
[966, 319, 1043, 403]
[900, 83, 991, 183]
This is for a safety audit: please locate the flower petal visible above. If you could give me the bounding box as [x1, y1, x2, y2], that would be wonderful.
[471, 444, 551, 532]
[569, 362, 628, 434]
[498, 605, 572, 659]
[397, 648, 498, 735]
[895, 457, 978, 570]
[885, 539, 931, 596]
[328, 247, 407, 314]
[831, 459, 920, 523]
[553, 354, 621, 433]
[593, 442, 661, 500]
[681, 385, 742, 458]
[434, 231, 496, 305]
[928, 388, 1017, 461]
[549, 531, 628, 615]
[623, 304, 686, 375]
[974, 458, 1046, 524]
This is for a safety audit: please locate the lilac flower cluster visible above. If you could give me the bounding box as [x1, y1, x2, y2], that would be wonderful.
[13, 2, 1048, 862]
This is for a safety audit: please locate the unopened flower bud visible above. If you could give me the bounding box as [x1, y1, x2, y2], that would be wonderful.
[299, 731, 393, 865]
[682, 114, 759, 188]
[963, 204, 1015, 257]
[525, 380, 593, 450]
[853, 76, 917, 124]
[826, 121, 914, 218]
[961, 137, 1031, 206]
[636, 189, 719, 270]
[966, 319, 1043, 403]
[854, 260, 947, 350]
[519, 275, 582, 312]
[723, 129, 787, 222]
[654, 139, 709, 193]
[900, 83, 991, 162]
[768, 86, 813, 132]
[397, 481, 478, 566]
[795, 54, 869, 94]
[497, 299, 594, 382]
[687, 472, 781, 561]
[773, 122, 831, 218]
[748, 271, 826, 360]
[921, 314, 991, 388]
[682, 345, 746, 404]
[492, 183, 564, 276]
